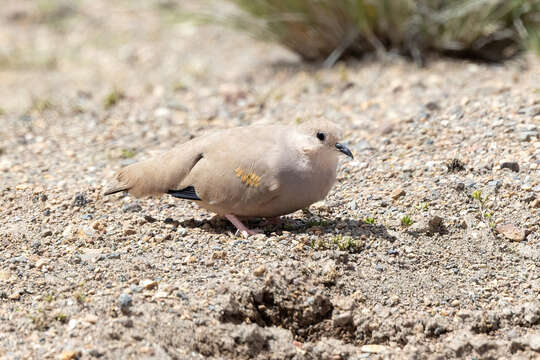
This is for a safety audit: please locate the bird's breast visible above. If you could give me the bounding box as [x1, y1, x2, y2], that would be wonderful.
[277, 154, 338, 205]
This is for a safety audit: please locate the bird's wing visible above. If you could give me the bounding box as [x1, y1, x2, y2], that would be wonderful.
[179, 125, 287, 214]
[106, 125, 288, 206]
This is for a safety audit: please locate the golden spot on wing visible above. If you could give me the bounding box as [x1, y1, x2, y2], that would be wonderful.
[234, 167, 261, 188]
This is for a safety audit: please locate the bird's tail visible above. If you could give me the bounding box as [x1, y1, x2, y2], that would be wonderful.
[104, 142, 202, 198]
[103, 164, 137, 196]
[104, 159, 168, 198]
[103, 186, 128, 196]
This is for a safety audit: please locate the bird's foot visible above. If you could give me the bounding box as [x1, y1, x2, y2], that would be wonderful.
[225, 214, 261, 238]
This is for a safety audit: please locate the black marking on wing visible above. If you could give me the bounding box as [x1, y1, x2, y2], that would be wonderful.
[167, 186, 201, 201]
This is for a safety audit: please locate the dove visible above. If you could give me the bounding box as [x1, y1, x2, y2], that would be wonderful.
[104, 120, 353, 236]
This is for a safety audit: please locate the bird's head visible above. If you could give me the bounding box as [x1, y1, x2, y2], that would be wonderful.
[298, 119, 353, 160]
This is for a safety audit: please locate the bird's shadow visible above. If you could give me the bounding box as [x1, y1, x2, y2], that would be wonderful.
[176, 215, 395, 243]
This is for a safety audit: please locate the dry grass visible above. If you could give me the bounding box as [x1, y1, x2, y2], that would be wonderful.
[206, 0, 540, 64]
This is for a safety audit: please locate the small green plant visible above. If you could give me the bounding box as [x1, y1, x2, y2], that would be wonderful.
[472, 190, 495, 229]
[55, 312, 68, 323]
[311, 234, 362, 253]
[415, 202, 429, 211]
[364, 217, 375, 224]
[173, 80, 187, 91]
[472, 190, 483, 202]
[29, 312, 50, 331]
[120, 148, 136, 159]
[104, 89, 124, 109]
[401, 215, 413, 227]
[44, 294, 54, 303]
[30, 98, 54, 113]
[336, 235, 361, 251]
[74, 292, 86, 304]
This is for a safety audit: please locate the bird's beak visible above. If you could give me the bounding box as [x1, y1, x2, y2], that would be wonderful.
[335, 143, 353, 159]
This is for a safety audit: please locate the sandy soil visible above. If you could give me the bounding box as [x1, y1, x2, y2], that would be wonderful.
[1, 1, 539, 359]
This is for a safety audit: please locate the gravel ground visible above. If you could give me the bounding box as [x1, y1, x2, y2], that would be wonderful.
[1, 1, 539, 359]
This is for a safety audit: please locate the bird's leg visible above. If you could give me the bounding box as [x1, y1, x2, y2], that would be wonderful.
[225, 214, 260, 238]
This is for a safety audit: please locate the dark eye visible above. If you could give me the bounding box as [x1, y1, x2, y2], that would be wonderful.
[316, 132, 325, 141]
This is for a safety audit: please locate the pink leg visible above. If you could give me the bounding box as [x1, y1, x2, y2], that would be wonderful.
[225, 214, 260, 238]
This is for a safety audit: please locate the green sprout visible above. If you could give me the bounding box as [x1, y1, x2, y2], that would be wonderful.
[364, 217, 375, 224]
[74, 292, 86, 304]
[401, 215, 413, 227]
[415, 202, 429, 211]
[55, 313, 68, 323]
[104, 88, 124, 109]
[173, 81, 187, 91]
[472, 190, 496, 230]
[120, 148, 136, 159]
[311, 234, 362, 253]
[472, 190, 484, 203]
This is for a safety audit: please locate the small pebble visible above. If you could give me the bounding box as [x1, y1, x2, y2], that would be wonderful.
[253, 265, 267, 277]
[122, 202, 142, 213]
[500, 161, 519, 172]
[428, 215, 444, 233]
[144, 215, 157, 223]
[529, 334, 540, 352]
[123, 228, 136, 236]
[495, 223, 526, 242]
[72, 193, 88, 207]
[361, 344, 387, 353]
[333, 311, 353, 328]
[487, 180, 502, 191]
[60, 351, 79, 360]
[391, 188, 406, 200]
[176, 291, 189, 301]
[117, 293, 133, 309]
[140, 279, 158, 290]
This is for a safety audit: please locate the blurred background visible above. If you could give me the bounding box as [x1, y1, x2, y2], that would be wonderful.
[1, 0, 538, 115]
[0, 0, 290, 115]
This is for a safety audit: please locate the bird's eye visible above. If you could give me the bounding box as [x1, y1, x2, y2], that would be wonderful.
[316, 132, 325, 141]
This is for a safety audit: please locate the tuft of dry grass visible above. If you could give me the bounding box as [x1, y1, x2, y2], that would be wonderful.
[204, 0, 540, 64]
